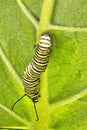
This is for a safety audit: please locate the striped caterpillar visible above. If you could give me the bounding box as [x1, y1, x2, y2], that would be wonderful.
[12, 34, 51, 121]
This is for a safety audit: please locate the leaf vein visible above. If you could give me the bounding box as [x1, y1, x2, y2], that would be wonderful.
[49, 25, 87, 32]
[50, 88, 87, 110]
[17, 0, 38, 29]
[0, 46, 23, 89]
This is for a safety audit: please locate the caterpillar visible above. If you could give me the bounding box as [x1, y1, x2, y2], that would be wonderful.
[12, 34, 51, 121]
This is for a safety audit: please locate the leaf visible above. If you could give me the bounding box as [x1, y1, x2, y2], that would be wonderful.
[0, 103, 30, 129]
[0, 0, 87, 130]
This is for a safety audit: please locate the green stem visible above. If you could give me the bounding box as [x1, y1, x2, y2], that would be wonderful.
[37, 0, 55, 39]
[34, 0, 55, 130]
[34, 70, 49, 130]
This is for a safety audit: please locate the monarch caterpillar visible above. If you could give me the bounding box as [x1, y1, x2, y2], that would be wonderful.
[12, 34, 51, 121]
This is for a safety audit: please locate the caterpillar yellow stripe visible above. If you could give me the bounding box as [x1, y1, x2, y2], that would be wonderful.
[23, 34, 51, 102]
[12, 34, 51, 121]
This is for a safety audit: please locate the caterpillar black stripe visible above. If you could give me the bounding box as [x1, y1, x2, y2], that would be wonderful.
[12, 34, 51, 121]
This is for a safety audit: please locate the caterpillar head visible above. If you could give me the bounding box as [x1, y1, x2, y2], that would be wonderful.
[39, 34, 51, 48]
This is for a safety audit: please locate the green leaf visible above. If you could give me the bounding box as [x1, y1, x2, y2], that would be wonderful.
[0, 0, 87, 130]
[0, 103, 30, 129]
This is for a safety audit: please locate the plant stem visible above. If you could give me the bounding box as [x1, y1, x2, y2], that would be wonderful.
[34, 0, 55, 130]
[37, 0, 55, 39]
